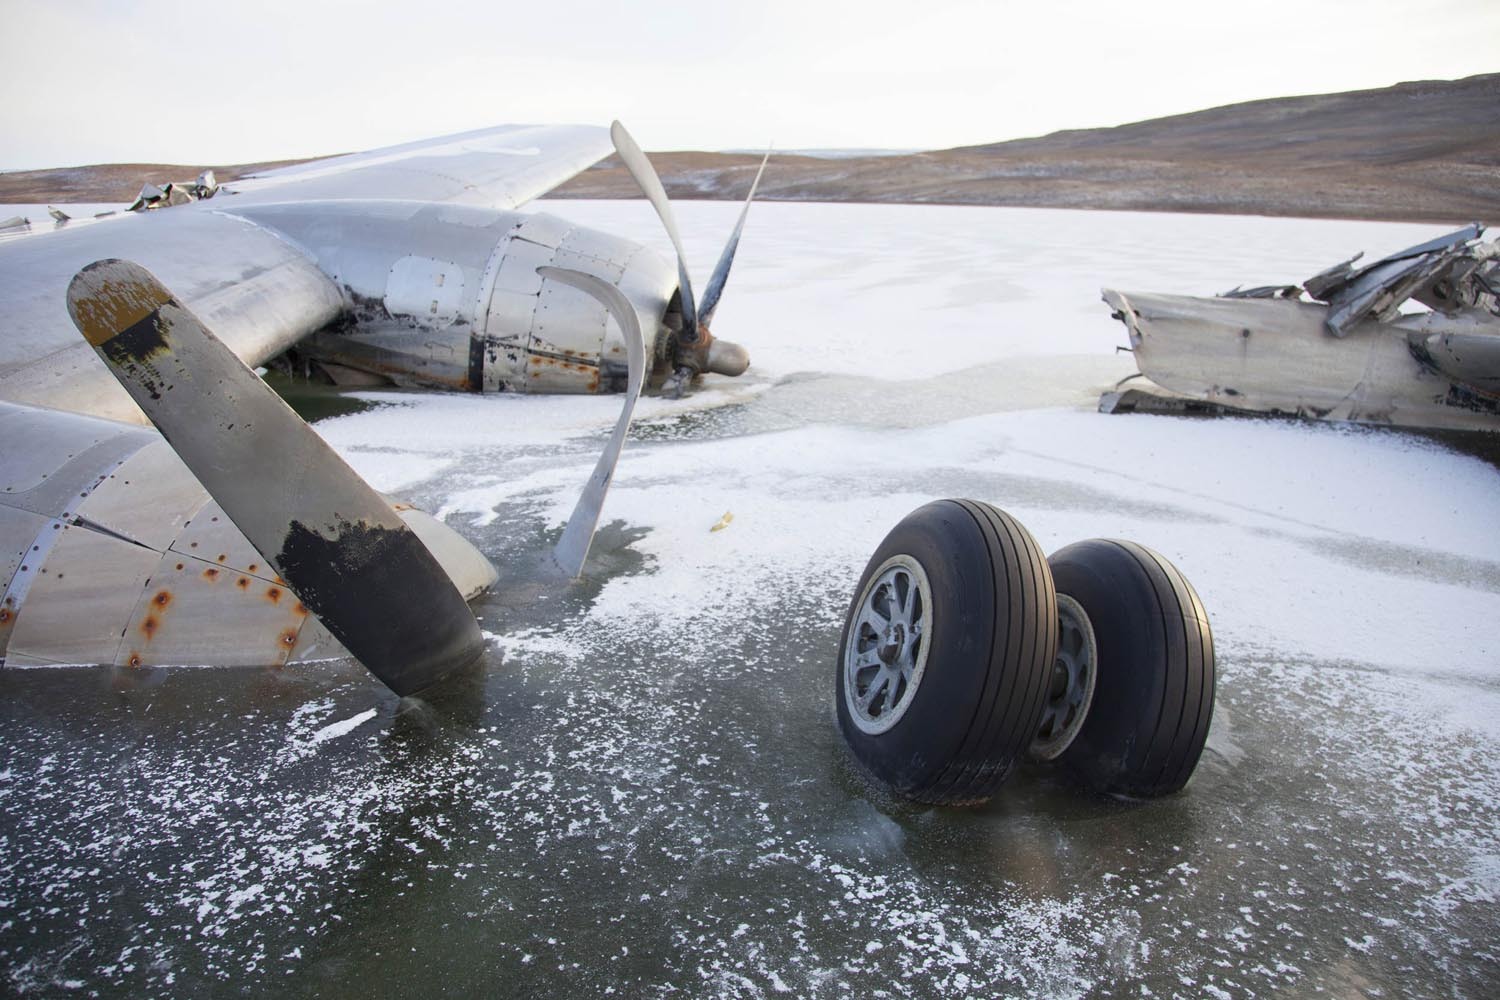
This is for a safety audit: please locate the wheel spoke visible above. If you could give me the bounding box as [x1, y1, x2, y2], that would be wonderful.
[892, 572, 913, 622]
[858, 671, 891, 712]
[881, 673, 902, 714]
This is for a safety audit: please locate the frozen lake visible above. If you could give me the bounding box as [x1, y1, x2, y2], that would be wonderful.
[2, 201, 1497, 997]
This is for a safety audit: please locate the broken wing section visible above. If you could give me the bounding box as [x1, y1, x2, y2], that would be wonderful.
[220, 124, 612, 210]
[0, 208, 343, 424]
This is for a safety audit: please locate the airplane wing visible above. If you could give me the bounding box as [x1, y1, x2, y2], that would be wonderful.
[219, 123, 611, 210]
[0, 123, 613, 423]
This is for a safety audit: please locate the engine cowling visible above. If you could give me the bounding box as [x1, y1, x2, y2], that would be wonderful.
[233, 200, 679, 393]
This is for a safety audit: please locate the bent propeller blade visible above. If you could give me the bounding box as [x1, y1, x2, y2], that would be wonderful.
[66, 259, 483, 696]
[610, 120, 699, 337]
[539, 266, 646, 578]
[699, 146, 770, 327]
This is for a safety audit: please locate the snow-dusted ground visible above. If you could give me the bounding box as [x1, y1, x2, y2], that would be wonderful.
[2, 201, 1497, 997]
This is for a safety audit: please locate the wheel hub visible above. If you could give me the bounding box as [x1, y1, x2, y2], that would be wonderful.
[1029, 592, 1098, 761]
[842, 555, 932, 735]
[879, 622, 907, 664]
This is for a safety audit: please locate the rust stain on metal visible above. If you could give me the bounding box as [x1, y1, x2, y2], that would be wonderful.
[67, 261, 172, 348]
[216, 554, 227, 563]
[266, 586, 282, 604]
[248, 563, 259, 572]
[203, 567, 219, 580]
[127, 652, 143, 669]
[236, 577, 250, 589]
[152, 590, 172, 608]
[293, 602, 308, 617]
[141, 616, 159, 638]
[279, 628, 298, 649]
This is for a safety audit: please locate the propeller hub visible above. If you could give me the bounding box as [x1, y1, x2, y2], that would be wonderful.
[706, 335, 750, 377]
[673, 325, 750, 379]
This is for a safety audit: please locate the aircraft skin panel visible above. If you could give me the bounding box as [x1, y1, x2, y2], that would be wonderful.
[0, 210, 343, 423]
[0, 397, 494, 672]
[4, 522, 161, 667]
[72, 440, 205, 552]
[0, 505, 51, 654]
[219, 124, 612, 210]
[114, 553, 311, 671]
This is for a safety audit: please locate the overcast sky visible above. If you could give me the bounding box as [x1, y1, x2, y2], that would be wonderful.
[2, 0, 1496, 169]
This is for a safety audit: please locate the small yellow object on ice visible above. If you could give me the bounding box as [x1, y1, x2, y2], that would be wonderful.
[710, 511, 734, 533]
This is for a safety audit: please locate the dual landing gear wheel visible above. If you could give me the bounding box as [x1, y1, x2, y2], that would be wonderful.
[1042, 539, 1216, 797]
[835, 500, 1056, 805]
[835, 502, 1215, 805]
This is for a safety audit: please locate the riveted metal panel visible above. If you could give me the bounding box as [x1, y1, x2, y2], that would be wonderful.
[385, 256, 467, 324]
[489, 236, 555, 296]
[512, 213, 575, 250]
[479, 291, 536, 391]
[0, 505, 47, 592]
[526, 272, 608, 393]
[168, 500, 274, 578]
[114, 553, 312, 669]
[5, 523, 159, 666]
[558, 226, 644, 271]
[73, 440, 206, 551]
[551, 244, 627, 284]
[483, 290, 541, 348]
[286, 613, 348, 664]
[533, 274, 608, 352]
[0, 400, 153, 505]
[0, 505, 51, 657]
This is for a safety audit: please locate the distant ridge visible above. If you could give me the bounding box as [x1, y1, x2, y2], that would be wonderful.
[4, 75, 1497, 222]
[551, 73, 1500, 223]
[957, 74, 1500, 166]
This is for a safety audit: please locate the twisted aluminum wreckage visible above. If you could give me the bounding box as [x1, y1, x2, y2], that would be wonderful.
[1102, 224, 1500, 433]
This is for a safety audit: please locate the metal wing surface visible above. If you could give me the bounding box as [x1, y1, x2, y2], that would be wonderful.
[219, 123, 612, 209]
[0, 123, 612, 423]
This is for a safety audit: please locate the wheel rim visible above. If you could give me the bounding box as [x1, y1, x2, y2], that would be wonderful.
[1030, 593, 1097, 760]
[843, 554, 932, 735]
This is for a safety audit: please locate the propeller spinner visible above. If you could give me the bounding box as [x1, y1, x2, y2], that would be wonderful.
[609, 121, 766, 393]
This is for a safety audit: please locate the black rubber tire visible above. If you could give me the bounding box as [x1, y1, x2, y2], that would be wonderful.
[835, 499, 1057, 805]
[1048, 539, 1215, 797]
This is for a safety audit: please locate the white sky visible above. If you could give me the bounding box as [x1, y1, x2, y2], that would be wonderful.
[2, 0, 1496, 169]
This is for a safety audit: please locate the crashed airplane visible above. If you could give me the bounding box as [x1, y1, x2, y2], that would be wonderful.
[1101, 224, 1500, 432]
[2, 119, 1217, 805]
[0, 121, 763, 692]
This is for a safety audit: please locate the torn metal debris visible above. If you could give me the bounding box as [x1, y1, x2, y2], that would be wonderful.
[1102, 225, 1500, 433]
[126, 169, 221, 212]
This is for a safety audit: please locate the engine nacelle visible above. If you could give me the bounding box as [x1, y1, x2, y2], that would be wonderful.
[233, 200, 679, 393]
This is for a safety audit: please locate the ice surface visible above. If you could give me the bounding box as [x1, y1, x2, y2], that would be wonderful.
[2, 201, 1496, 998]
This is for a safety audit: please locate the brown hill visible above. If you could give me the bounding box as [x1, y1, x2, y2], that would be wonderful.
[549, 74, 1500, 223]
[5, 75, 1497, 222]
